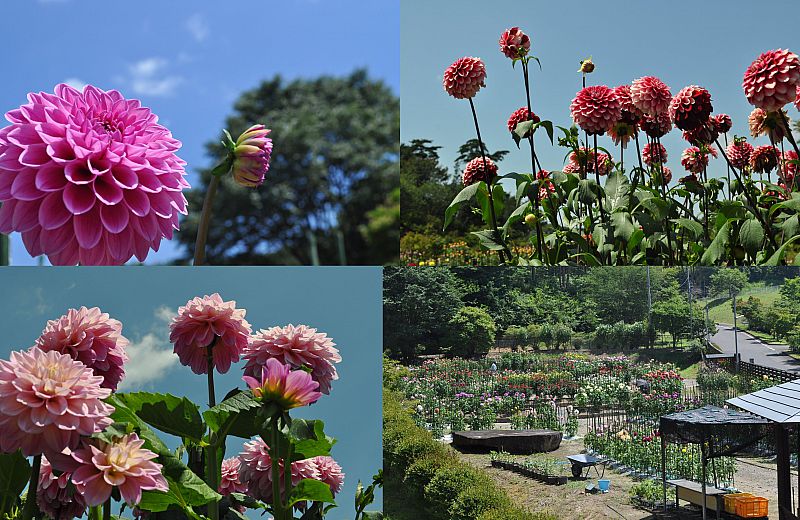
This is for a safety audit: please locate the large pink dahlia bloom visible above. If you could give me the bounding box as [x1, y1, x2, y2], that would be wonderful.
[232, 124, 272, 188]
[569, 85, 621, 135]
[727, 140, 754, 170]
[37, 456, 87, 520]
[71, 433, 167, 506]
[460, 156, 498, 187]
[219, 457, 248, 495]
[36, 306, 129, 391]
[750, 145, 780, 174]
[630, 77, 672, 116]
[243, 324, 341, 395]
[169, 293, 252, 375]
[0, 84, 189, 265]
[669, 86, 713, 131]
[0, 347, 112, 457]
[443, 57, 486, 99]
[743, 49, 800, 112]
[308, 456, 345, 496]
[238, 439, 324, 504]
[242, 357, 322, 410]
[499, 27, 531, 59]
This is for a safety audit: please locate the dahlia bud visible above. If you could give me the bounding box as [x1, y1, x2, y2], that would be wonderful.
[231, 125, 273, 188]
[579, 57, 595, 74]
[524, 214, 536, 225]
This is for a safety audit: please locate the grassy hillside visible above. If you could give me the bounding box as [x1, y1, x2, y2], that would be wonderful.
[703, 285, 781, 325]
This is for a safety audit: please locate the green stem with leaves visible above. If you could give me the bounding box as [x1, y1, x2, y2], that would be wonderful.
[270, 418, 285, 520]
[521, 59, 545, 262]
[20, 454, 41, 520]
[193, 175, 220, 266]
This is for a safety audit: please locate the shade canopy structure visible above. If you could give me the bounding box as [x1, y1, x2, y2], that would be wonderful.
[728, 379, 800, 423]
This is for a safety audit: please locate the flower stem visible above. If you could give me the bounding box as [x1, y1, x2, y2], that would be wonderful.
[103, 499, 111, 520]
[778, 109, 800, 159]
[206, 345, 219, 520]
[20, 454, 41, 520]
[270, 419, 284, 520]
[283, 441, 293, 516]
[521, 60, 546, 263]
[468, 97, 512, 263]
[193, 175, 221, 266]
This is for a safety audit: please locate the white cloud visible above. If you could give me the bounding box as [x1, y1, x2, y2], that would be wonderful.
[119, 333, 177, 391]
[126, 58, 182, 97]
[155, 305, 176, 325]
[185, 13, 209, 42]
[64, 78, 87, 91]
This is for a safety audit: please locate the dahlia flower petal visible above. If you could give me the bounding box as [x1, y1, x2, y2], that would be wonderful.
[74, 208, 103, 249]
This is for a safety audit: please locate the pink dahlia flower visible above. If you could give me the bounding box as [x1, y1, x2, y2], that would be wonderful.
[37, 456, 87, 520]
[613, 85, 643, 125]
[443, 57, 486, 99]
[643, 143, 667, 166]
[71, 433, 167, 506]
[243, 324, 340, 395]
[460, 156, 498, 186]
[781, 150, 798, 183]
[232, 124, 272, 188]
[727, 140, 754, 170]
[712, 113, 733, 134]
[669, 86, 713, 131]
[243, 357, 322, 409]
[640, 113, 672, 139]
[0, 347, 112, 457]
[608, 122, 637, 148]
[569, 85, 621, 135]
[743, 49, 800, 111]
[748, 107, 789, 141]
[219, 457, 248, 495]
[568, 148, 613, 176]
[659, 166, 673, 185]
[630, 77, 672, 116]
[238, 438, 321, 503]
[682, 120, 719, 147]
[562, 162, 580, 175]
[795, 85, 800, 110]
[169, 293, 251, 375]
[750, 145, 780, 173]
[537, 169, 555, 199]
[0, 84, 189, 265]
[308, 456, 345, 496]
[499, 27, 530, 59]
[35, 306, 129, 391]
[506, 107, 540, 136]
[681, 147, 709, 174]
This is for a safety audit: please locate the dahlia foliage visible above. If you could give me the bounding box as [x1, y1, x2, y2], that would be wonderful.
[0, 300, 377, 520]
[0, 83, 273, 265]
[442, 33, 800, 266]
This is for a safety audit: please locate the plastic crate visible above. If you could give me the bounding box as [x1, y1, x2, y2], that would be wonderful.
[723, 493, 752, 514]
[734, 496, 768, 518]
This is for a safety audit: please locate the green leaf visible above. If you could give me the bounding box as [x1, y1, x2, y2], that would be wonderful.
[700, 220, 732, 265]
[604, 171, 629, 211]
[443, 182, 482, 230]
[626, 229, 645, 257]
[638, 196, 669, 220]
[0, 450, 29, 518]
[577, 179, 597, 204]
[769, 192, 800, 217]
[573, 252, 601, 266]
[203, 390, 261, 439]
[116, 392, 205, 443]
[536, 120, 554, 144]
[503, 202, 530, 232]
[738, 218, 765, 255]
[611, 211, 635, 241]
[287, 479, 335, 507]
[470, 230, 506, 251]
[763, 234, 800, 266]
[289, 419, 334, 460]
[674, 218, 703, 240]
[476, 184, 505, 227]
[513, 120, 536, 142]
[138, 454, 220, 513]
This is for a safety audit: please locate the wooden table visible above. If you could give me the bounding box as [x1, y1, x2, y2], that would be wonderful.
[667, 479, 727, 520]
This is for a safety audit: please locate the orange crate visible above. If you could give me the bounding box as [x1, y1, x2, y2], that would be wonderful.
[734, 496, 768, 518]
[723, 493, 752, 514]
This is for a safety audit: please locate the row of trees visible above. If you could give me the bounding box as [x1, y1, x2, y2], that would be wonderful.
[384, 267, 767, 360]
[738, 277, 800, 350]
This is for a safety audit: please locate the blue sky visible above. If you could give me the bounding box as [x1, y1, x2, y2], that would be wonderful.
[1, 0, 399, 265]
[401, 0, 800, 190]
[0, 266, 383, 518]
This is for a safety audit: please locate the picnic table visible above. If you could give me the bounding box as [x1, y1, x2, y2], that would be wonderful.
[667, 479, 726, 520]
[566, 454, 605, 479]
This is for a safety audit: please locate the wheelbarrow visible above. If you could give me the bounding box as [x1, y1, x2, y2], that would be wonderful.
[566, 454, 606, 479]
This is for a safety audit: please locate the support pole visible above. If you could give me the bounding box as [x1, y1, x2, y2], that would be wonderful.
[701, 431, 708, 520]
[661, 435, 668, 511]
[733, 291, 740, 373]
[777, 425, 792, 520]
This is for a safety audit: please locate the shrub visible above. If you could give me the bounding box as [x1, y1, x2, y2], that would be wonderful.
[405, 452, 455, 497]
[447, 306, 496, 358]
[449, 485, 511, 520]
[425, 465, 491, 520]
[476, 505, 558, 520]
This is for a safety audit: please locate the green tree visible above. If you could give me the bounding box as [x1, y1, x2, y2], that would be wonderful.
[651, 296, 705, 349]
[710, 269, 748, 298]
[383, 267, 464, 360]
[453, 139, 509, 174]
[177, 70, 399, 265]
[447, 306, 497, 358]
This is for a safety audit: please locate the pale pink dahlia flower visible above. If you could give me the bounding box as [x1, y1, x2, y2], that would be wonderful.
[643, 143, 667, 166]
[743, 49, 800, 112]
[36, 306, 129, 391]
[243, 324, 341, 394]
[607, 122, 637, 148]
[506, 107, 540, 136]
[0, 84, 189, 265]
[630, 76, 672, 116]
[37, 456, 87, 520]
[681, 147, 709, 174]
[669, 86, 713, 131]
[243, 357, 322, 409]
[308, 456, 345, 496]
[0, 347, 112, 457]
[219, 457, 248, 495]
[499, 27, 531, 59]
[712, 113, 733, 134]
[232, 124, 272, 188]
[71, 433, 167, 506]
[750, 145, 780, 174]
[748, 107, 789, 141]
[169, 293, 251, 375]
[460, 156, 498, 187]
[238, 439, 321, 503]
[640, 113, 672, 139]
[443, 57, 486, 99]
[727, 140, 754, 170]
[569, 85, 621, 135]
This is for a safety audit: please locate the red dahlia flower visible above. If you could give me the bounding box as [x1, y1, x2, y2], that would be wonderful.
[750, 145, 780, 173]
[727, 140, 754, 170]
[506, 107, 540, 136]
[681, 147, 709, 174]
[780, 150, 798, 183]
[643, 143, 667, 166]
[640, 113, 672, 139]
[569, 85, 621, 135]
[461, 156, 498, 186]
[712, 113, 732, 133]
[443, 57, 486, 99]
[682, 119, 719, 146]
[499, 27, 531, 59]
[613, 85, 643, 125]
[630, 76, 672, 116]
[743, 49, 800, 111]
[669, 86, 713, 131]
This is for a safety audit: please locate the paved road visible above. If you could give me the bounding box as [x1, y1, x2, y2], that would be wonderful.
[711, 323, 800, 373]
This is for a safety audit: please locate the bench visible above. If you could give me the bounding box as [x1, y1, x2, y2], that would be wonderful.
[667, 479, 726, 519]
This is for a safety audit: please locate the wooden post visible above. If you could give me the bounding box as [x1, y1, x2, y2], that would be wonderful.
[701, 432, 707, 520]
[778, 425, 792, 520]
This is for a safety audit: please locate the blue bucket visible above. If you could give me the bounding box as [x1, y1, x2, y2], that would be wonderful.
[598, 479, 611, 492]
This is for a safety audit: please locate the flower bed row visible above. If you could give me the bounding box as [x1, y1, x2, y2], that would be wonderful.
[490, 452, 568, 485]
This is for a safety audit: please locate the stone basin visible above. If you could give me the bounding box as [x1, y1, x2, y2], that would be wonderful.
[451, 429, 562, 454]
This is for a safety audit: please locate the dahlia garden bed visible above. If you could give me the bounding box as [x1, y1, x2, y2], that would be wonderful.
[441, 27, 800, 266]
[0, 295, 380, 520]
